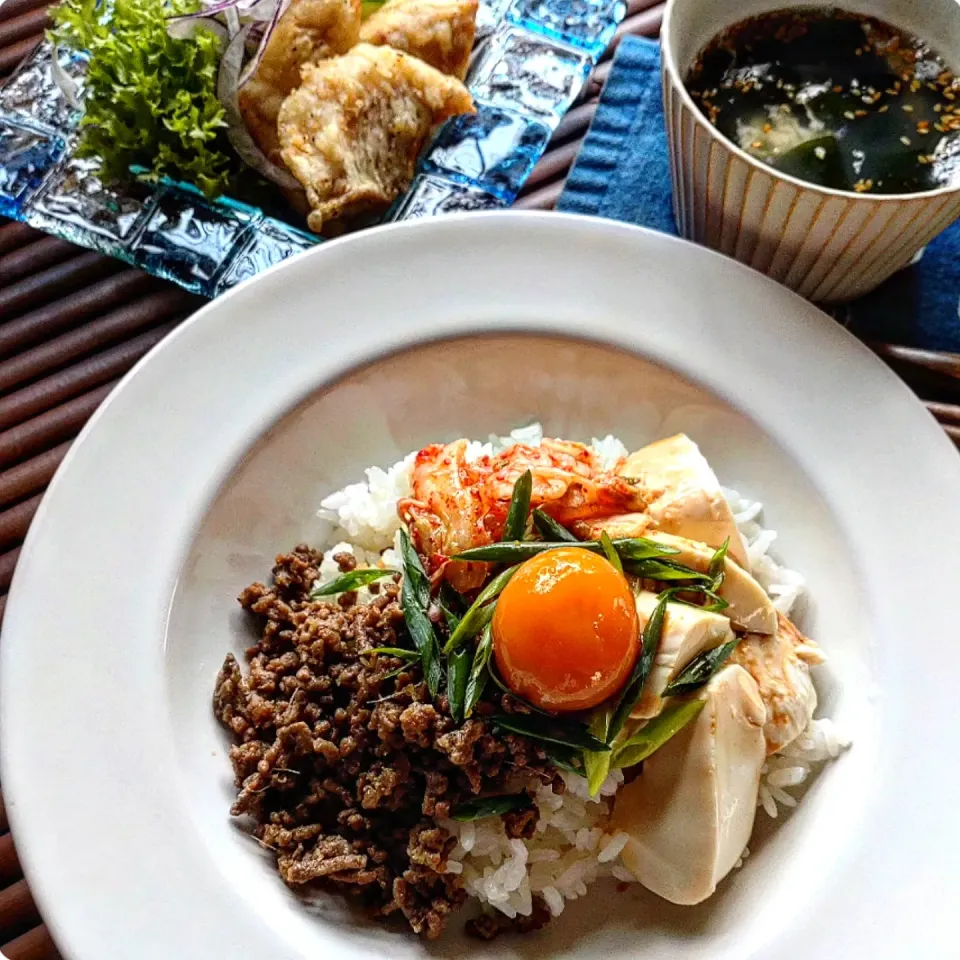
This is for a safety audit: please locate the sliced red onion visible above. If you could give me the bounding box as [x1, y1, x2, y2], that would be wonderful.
[244, 0, 286, 23]
[50, 44, 82, 111]
[238, 0, 288, 87]
[223, 6, 241, 36]
[217, 23, 301, 190]
[168, 0, 247, 20]
[166, 16, 230, 43]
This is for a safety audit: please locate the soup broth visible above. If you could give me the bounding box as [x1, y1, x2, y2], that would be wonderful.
[685, 7, 960, 194]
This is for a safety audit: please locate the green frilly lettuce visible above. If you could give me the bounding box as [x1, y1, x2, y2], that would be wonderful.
[49, 0, 233, 197]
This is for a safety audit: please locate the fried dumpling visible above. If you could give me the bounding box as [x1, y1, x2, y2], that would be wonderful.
[278, 44, 475, 232]
[238, 0, 362, 163]
[359, 0, 478, 79]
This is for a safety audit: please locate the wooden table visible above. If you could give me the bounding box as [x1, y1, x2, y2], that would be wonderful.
[0, 2, 958, 956]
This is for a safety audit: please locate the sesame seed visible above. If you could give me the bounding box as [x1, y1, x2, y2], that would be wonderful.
[843, 110, 856, 120]
[902, 104, 914, 112]
[814, 146, 827, 160]
[901, 136, 912, 145]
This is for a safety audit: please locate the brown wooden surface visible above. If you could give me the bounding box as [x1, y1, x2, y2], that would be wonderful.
[0, 2, 958, 956]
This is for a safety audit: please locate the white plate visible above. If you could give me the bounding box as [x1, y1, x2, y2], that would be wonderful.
[1, 213, 959, 960]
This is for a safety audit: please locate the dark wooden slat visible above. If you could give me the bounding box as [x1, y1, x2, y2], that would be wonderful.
[0, 380, 117, 470]
[0, 833, 22, 887]
[0, 270, 159, 360]
[0, 546, 21, 592]
[515, 179, 565, 210]
[0, 0, 53, 24]
[0, 494, 42, 551]
[0, 239, 79, 288]
[2, 923, 62, 960]
[623, 0, 662, 16]
[0, 291, 193, 393]
[0, 441, 70, 509]
[0, 223, 39, 259]
[0, 324, 176, 431]
[526, 140, 581, 190]
[600, 4, 665, 62]
[927, 400, 960, 424]
[0, 8, 50, 48]
[0, 254, 122, 321]
[0, 34, 41, 74]
[551, 98, 599, 146]
[0, 880, 40, 934]
[871, 341, 960, 380]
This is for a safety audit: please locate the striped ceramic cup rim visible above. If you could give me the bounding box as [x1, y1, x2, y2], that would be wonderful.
[660, 0, 960, 300]
[661, 0, 960, 205]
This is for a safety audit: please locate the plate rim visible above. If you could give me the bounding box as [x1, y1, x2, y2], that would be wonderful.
[2, 211, 960, 960]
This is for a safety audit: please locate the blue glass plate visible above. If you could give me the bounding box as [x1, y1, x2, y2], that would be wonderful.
[0, 0, 623, 297]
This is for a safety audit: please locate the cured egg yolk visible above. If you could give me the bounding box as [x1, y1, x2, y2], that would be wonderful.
[492, 547, 640, 713]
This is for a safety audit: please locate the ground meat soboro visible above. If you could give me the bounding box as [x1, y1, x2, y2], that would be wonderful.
[214, 545, 557, 938]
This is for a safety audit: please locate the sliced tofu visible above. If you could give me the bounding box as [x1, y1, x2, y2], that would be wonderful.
[732, 612, 825, 755]
[619, 434, 750, 570]
[646, 532, 777, 635]
[612, 664, 767, 905]
[632, 591, 735, 720]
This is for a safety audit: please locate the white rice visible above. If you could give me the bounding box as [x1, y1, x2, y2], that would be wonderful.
[312, 427, 849, 917]
[437, 770, 628, 919]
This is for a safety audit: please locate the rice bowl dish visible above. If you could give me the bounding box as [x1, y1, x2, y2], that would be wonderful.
[214, 423, 849, 939]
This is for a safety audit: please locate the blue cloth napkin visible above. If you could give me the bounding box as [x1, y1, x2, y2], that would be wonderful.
[558, 36, 960, 353]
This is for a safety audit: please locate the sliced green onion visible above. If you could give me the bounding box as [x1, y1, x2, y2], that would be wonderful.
[463, 623, 493, 719]
[454, 537, 678, 564]
[544, 744, 586, 775]
[607, 591, 669, 742]
[502, 470, 533, 543]
[614, 539, 682, 561]
[600, 531, 623, 573]
[443, 565, 517, 654]
[450, 793, 532, 821]
[399, 530, 443, 697]
[447, 647, 471, 723]
[583, 703, 613, 797]
[658, 584, 730, 613]
[611, 699, 706, 769]
[400, 530, 431, 608]
[662, 638, 740, 697]
[491, 713, 610, 752]
[532, 508, 579, 542]
[364, 647, 421, 660]
[708, 537, 730, 589]
[310, 567, 397, 598]
[624, 558, 713, 583]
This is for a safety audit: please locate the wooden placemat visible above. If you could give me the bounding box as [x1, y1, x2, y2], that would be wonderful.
[0, 3, 958, 957]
